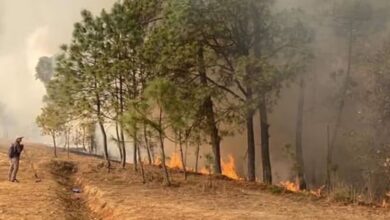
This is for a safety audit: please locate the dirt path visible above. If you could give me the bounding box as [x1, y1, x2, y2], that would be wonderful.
[0, 142, 389, 219]
[0, 143, 94, 220]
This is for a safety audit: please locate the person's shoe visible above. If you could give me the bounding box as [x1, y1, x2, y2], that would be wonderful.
[11, 179, 19, 183]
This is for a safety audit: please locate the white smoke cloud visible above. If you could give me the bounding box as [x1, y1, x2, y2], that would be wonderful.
[0, 0, 116, 141]
[26, 26, 52, 76]
[0, 27, 48, 141]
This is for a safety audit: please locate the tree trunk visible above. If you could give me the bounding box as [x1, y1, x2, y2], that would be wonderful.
[195, 143, 200, 173]
[74, 131, 79, 149]
[250, 3, 272, 184]
[246, 106, 256, 182]
[295, 78, 307, 190]
[147, 130, 156, 164]
[259, 95, 272, 184]
[115, 122, 124, 162]
[89, 134, 94, 154]
[120, 126, 127, 168]
[119, 74, 127, 168]
[178, 132, 187, 180]
[137, 143, 146, 184]
[66, 129, 70, 159]
[133, 139, 138, 171]
[198, 45, 222, 175]
[326, 125, 332, 188]
[82, 127, 86, 152]
[185, 142, 189, 167]
[327, 24, 354, 187]
[143, 124, 152, 165]
[52, 132, 57, 158]
[157, 106, 171, 186]
[159, 130, 171, 186]
[95, 78, 110, 169]
[98, 120, 110, 169]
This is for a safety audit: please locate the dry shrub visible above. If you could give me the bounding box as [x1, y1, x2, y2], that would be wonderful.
[328, 181, 360, 204]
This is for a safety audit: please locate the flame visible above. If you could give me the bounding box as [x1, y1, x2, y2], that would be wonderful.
[222, 154, 240, 180]
[161, 152, 241, 180]
[168, 152, 182, 169]
[280, 181, 299, 192]
[198, 154, 241, 179]
[280, 181, 325, 197]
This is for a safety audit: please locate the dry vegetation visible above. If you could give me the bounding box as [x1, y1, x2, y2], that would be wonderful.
[0, 143, 389, 219]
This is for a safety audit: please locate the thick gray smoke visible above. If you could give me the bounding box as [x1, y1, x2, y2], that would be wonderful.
[0, 0, 115, 142]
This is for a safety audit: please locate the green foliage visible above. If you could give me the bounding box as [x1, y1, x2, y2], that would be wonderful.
[38, 0, 313, 183]
[123, 78, 203, 141]
[36, 104, 66, 136]
[204, 153, 214, 174]
[35, 56, 55, 86]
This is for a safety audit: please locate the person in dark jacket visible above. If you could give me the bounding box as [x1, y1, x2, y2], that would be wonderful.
[8, 137, 24, 182]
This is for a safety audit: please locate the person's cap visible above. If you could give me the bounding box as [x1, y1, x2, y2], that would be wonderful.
[16, 136, 23, 141]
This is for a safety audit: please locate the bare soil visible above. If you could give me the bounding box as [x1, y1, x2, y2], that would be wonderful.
[0, 142, 389, 220]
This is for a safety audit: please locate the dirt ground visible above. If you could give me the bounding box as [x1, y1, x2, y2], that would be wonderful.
[0, 142, 93, 220]
[0, 141, 389, 220]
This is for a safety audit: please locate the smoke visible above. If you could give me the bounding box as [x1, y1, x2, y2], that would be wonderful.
[261, 0, 390, 186]
[0, 0, 116, 142]
[0, 0, 387, 190]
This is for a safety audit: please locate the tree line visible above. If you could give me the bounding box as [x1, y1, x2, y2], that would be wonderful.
[37, 0, 390, 198]
[36, 0, 311, 186]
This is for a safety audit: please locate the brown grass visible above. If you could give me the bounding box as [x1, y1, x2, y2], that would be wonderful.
[0, 142, 389, 220]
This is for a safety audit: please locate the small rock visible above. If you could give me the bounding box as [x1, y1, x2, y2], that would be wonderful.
[72, 188, 82, 193]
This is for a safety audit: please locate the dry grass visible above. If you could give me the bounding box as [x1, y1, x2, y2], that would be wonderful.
[0, 141, 389, 219]
[74, 156, 390, 220]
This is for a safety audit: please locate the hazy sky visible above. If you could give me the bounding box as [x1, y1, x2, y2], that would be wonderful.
[0, 0, 116, 139]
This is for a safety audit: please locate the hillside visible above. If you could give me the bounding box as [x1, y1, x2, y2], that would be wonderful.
[0, 143, 389, 220]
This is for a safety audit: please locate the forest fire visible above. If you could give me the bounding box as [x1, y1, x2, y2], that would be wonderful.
[197, 154, 241, 179]
[280, 181, 300, 192]
[155, 152, 240, 180]
[168, 152, 182, 169]
[280, 181, 325, 197]
[221, 154, 240, 180]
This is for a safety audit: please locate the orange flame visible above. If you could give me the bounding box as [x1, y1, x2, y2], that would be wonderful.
[198, 154, 241, 180]
[168, 152, 182, 169]
[162, 152, 241, 180]
[280, 181, 300, 192]
[221, 154, 240, 180]
[280, 181, 325, 197]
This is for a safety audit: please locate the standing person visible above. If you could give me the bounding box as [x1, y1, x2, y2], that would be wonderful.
[8, 137, 24, 182]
